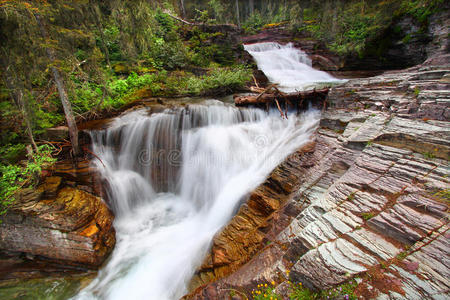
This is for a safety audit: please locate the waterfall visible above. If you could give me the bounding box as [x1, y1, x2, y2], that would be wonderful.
[75, 100, 319, 300]
[244, 42, 342, 92]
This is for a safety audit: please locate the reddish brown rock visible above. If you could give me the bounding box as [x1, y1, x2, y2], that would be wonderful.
[186, 58, 449, 300]
[189, 141, 318, 290]
[0, 176, 115, 269]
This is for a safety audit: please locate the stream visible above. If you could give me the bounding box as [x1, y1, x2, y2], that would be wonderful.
[76, 102, 319, 299]
[73, 42, 340, 300]
[0, 42, 340, 300]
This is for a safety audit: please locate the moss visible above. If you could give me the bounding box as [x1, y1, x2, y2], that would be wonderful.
[422, 151, 435, 159]
[112, 63, 130, 75]
[402, 33, 412, 44]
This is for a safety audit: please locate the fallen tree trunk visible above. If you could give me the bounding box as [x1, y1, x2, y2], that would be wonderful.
[234, 88, 329, 106]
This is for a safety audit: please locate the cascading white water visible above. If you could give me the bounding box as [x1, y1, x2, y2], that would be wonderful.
[74, 100, 319, 300]
[244, 42, 342, 92]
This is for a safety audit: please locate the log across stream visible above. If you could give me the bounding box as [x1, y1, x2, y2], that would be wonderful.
[234, 85, 330, 117]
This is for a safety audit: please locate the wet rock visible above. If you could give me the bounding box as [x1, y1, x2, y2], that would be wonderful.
[190, 141, 317, 290]
[0, 177, 115, 269]
[187, 57, 449, 299]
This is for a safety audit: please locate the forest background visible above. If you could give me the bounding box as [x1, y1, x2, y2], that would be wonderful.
[0, 0, 445, 211]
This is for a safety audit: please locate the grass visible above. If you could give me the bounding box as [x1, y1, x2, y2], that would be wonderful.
[432, 189, 450, 204]
[361, 212, 375, 221]
[347, 192, 356, 201]
[422, 151, 435, 159]
[251, 279, 358, 300]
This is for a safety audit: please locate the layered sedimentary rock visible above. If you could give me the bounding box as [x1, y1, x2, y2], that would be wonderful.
[188, 61, 449, 299]
[0, 170, 115, 270]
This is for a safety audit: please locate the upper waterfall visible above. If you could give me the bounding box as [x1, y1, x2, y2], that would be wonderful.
[244, 42, 342, 92]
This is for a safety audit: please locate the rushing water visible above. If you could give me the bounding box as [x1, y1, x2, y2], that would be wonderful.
[244, 42, 342, 92]
[71, 41, 337, 300]
[74, 101, 319, 300]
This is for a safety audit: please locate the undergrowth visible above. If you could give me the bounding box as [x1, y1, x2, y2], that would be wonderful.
[0, 144, 56, 216]
[251, 279, 358, 300]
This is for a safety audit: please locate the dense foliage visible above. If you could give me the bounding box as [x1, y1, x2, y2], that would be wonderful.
[0, 144, 55, 215]
[0, 0, 445, 213]
[0, 0, 251, 209]
[186, 0, 445, 54]
[289, 0, 446, 55]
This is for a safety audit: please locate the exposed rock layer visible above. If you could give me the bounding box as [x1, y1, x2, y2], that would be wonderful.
[187, 60, 449, 299]
[0, 165, 115, 272]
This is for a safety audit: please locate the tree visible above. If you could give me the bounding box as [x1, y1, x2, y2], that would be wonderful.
[0, 57, 38, 153]
[180, 0, 186, 18]
[235, 0, 241, 28]
[0, 1, 41, 153]
[34, 12, 80, 157]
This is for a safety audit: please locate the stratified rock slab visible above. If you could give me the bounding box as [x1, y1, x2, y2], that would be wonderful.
[186, 60, 449, 300]
[0, 176, 115, 268]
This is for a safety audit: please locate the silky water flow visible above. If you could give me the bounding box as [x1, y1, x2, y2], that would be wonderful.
[74, 41, 339, 299]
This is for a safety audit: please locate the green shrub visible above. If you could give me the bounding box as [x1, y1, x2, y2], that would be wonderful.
[243, 12, 265, 34]
[0, 144, 56, 216]
[184, 66, 252, 95]
[289, 280, 358, 300]
[250, 279, 358, 300]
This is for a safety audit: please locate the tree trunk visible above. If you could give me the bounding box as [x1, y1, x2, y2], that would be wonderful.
[180, 0, 186, 19]
[234, 88, 330, 106]
[284, 0, 287, 20]
[90, 3, 110, 68]
[34, 13, 80, 157]
[235, 0, 241, 28]
[249, 0, 254, 16]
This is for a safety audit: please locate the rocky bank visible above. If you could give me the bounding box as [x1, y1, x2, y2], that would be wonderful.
[0, 160, 115, 279]
[0, 7, 448, 297]
[187, 57, 449, 299]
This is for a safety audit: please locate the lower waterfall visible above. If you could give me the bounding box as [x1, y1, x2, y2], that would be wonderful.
[74, 100, 319, 299]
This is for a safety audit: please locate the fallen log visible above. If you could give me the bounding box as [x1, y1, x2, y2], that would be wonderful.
[234, 87, 329, 106]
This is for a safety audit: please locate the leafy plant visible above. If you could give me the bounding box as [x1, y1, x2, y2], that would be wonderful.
[250, 279, 358, 300]
[252, 282, 281, 300]
[289, 280, 358, 300]
[0, 144, 56, 216]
